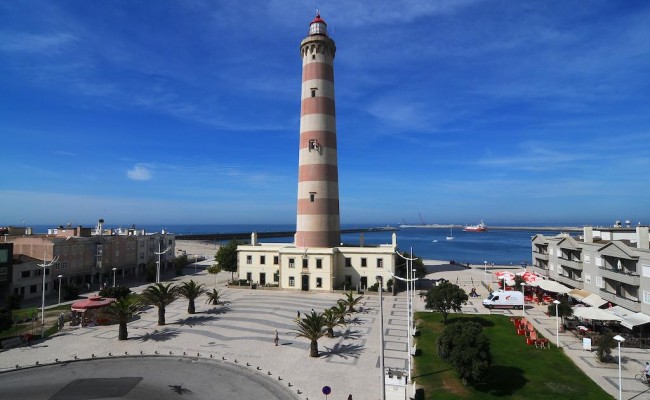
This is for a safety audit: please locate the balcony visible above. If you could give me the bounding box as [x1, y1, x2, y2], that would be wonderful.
[555, 274, 583, 289]
[599, 267, 641, 286]
[529, 265, 548, 277]
[533, 251, 549, 261]
[598, 290, 641, 312]
[558, 258, 582, 271]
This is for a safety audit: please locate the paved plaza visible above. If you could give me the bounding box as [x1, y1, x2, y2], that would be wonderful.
[2, 262, 650, 399]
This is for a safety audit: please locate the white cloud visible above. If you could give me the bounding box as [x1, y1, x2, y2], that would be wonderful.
[127, 164, 152, 181]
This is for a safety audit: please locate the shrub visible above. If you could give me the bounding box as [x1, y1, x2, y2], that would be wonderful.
[62, 284, 81, 301]
[437, 320, 492, 385]
[99, 286, 132, 300]
[597, 332, 616, 362]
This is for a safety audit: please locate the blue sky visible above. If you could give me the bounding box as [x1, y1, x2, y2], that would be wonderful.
[1, 0, 649, 227]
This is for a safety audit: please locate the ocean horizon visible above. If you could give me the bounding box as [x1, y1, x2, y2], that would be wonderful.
[16, 222, 586, 266]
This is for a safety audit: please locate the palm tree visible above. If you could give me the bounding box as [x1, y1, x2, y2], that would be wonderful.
[102, 297, 141, 340]
[331, 300, 349, 324]
[205, 288, 222, 305]
[293, 311, 327, 357]
[323, 308, 345, 337]
[341, 292, 363, 313]
[179, 280, 207, 314]
[140, 282, 179, 325]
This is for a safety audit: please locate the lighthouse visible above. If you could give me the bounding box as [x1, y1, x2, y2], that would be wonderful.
[295, 14, 341, 248]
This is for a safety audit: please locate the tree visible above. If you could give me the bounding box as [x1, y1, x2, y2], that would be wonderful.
[331, 301, 349, 324]
[424, 282, 468, 325]
[323, 308, 345, 337]
[513, 275, 526, 291]
[437, 320, 492, 385]
[205, 289, 222, 305]
[597, 332, 616, 362]
[547, 297, 573, 328]
[395, 251, 426, 290]
[140, 283, 179, 325]
[292, 311, 328, 357]
[102, 297, 141, 340]
[178, 280, 207, 314]
[174, 254, 189, 276]
[214, 240, 242, 280]
[206, 264, 222, 286]
[340, 292, 363, 313]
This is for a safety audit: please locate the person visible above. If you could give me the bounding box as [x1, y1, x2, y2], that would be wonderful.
[347, 395, 353, 400]
[274, 329, 279, 346]
[296, 311, 300, 319]
[644, 361, 650, 381]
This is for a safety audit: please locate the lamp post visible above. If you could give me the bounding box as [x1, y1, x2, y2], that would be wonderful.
[394, 250, 419, 383]
[154, 240, 171, 284]
[112, 267, 117, 287]
[379, 276, 386, 400]
[614, 335, 625, 400]
[57, 275, 63, 305]
[521, 283, 526, 317]
[37, 251, 59, 338]
[553, 300, 561, 348]
[484, 260, 487, 283]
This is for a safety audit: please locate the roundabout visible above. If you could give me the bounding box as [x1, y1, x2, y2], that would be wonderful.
[0, 356, 300, 400]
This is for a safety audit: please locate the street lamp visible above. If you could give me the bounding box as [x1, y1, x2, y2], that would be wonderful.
[112, 267, 117, 287]
[521, 283, 526, 317]
[614, 335, 625, 400]
[154, 240, 171, 284]
[394, 249, 418, 383]
[553, 300, 561, 348]
[484, 261, 487, 283]
[57, 275, 63, 305]
[37, 251, 59, 338]
[378, 276, 386, 400]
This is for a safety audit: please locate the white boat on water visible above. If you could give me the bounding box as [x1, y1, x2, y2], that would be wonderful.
[446, 228, 454, 240]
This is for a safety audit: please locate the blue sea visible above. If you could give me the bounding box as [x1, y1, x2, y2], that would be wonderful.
[29, 223, 564, 266]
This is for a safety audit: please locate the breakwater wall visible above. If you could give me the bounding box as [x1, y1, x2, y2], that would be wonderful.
[176, 227, 396, 241]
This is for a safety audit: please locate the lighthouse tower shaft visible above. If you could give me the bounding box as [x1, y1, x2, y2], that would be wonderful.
[295, 15, 341, 248]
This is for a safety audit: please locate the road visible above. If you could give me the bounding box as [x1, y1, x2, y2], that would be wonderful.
[0, 356, 299, 400]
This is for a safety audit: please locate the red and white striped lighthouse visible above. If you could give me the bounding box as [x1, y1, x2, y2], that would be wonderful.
[295, 14, 341, 248]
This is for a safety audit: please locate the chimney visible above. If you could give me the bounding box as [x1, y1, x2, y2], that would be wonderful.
[251, 232, 258, 246]
[636, 226, 649, 249]
[583, 226, 593, 243]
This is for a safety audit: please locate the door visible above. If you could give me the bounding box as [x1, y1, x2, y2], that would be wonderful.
[301, 275, 309, 291]
[360, 276, 368, 290]
[260, 273, 266, 286]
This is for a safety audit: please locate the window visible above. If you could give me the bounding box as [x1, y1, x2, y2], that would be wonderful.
[309, 192, 316, 202]
[309, 140, 321, 153]
[316, 259, 322, 269]
[246, 272, 252, 281]
[260, 256, 266, 265]
[596, 256, 603, 267]
[311, 88, 317, 97]
[312, 54, 315, 60]
[289, 277, 295, 287]
[316, 278, 322, 288]
[273, 271, 279, 282]
[273, 256, 279, 265]
[642, 264, 650, 278]
[62, 262, 67, 270]
[21, 271, 30, 278]
[345, 258, 352, 267]
[377, 259, 384, 268]
[289, 258, 295, 268]
[30, 285, 37, 294]
[584, 254, 590, 264]
[246, 255, 252, 264]
[361, 258, 367, 267]
[643, 291, 650, 304]
[596, 276, 603, 288]
[584, 273, 591, 284]
[302, 258, 308, 269]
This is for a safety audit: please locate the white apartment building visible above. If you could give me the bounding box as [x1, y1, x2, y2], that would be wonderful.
[532, 225, 650, 316]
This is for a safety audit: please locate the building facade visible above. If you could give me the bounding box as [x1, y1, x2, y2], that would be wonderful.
[5, 223, 175, 300]
[532, 225, 650, 314]
[237, 15, 397, 292]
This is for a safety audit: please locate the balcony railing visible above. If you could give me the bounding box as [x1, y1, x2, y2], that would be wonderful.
[533, 251, 549, 261]
[560, 259, 583, 271]
[598, 289, 641, 312]
[529, 265, 548, 277]
[555, 274, 583, 289]
[599, 267, 641, 286]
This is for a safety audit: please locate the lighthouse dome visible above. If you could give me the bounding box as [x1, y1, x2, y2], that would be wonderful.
[309, 14, 328, 36]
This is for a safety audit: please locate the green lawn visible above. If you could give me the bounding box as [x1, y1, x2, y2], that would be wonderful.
[413, 313, 611, 400]
[0, 304, 72, 340]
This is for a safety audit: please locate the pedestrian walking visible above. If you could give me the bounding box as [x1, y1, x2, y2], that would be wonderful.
[348, 394, 353, 400]
[296, 310, 300, 319]
[274, 329, 279, 346]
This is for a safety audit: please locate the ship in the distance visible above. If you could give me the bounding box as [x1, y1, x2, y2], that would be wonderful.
[463, 220, 487, 232]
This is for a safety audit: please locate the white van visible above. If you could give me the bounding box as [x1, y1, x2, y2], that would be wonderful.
[482, 290, 524, 309]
